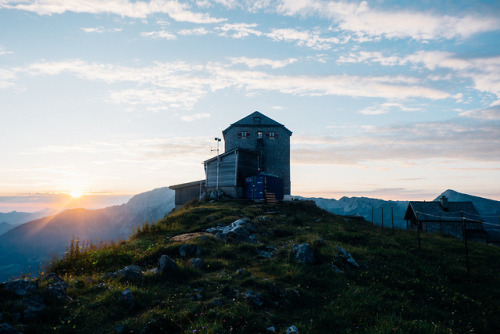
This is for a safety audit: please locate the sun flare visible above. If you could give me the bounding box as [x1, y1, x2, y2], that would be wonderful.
[69, 190, 83, 198]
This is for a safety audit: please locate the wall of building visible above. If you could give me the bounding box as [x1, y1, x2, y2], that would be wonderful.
[422, 221, 483, 238]
[223, 126, 291, 194]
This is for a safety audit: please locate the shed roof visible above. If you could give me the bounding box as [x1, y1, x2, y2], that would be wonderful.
[222, 111, 292, 135]
[169, 180, 205, 190]
[203, 148, 259, 164]
[404, 201, 482, 222]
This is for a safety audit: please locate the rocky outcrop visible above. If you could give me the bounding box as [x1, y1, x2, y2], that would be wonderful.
[114, 265, 143, 281]
[292, 243, 314, 264]
[2, 279, 38, 296]
[206, 218, 256, 243]
[159, 255, 178, 276]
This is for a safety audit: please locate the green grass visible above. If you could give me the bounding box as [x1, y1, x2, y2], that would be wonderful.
[2, 199, 500, 333]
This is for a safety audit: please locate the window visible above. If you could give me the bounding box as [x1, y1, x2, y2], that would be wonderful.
[257, 131, 263, 139]
[238, 131, 250, 138]
[266, 131, 278, 139]
[253, 117, 261, 124]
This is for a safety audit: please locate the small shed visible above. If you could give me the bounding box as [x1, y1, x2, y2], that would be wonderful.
[403, 196, 486, 242]
[169, 180, 205, 210]
[203, 148, 260, 198]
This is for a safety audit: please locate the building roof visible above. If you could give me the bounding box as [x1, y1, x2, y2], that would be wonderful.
[222, 111, 292, 136]
[169, 180, 205, 190]
[403, 200, 482, 223]
[203, 148, 259, 164]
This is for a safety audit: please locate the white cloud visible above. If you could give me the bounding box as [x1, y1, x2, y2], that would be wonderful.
[8, 59, 451, 111]
[276, 0, 500, 40]
[1, 0, 226, 23]
[292, 118, 500, 165]
[141, 30, 177, 39]
[81, 26, 122, 33]
[460, 106, 500, 120]
[266, 28, 341, 50]
[178, 27, 210, 35]
[358, 102, 420, 115]
[217, 23, 262, 38]
[229, 56, 297, 68]
[0, 45, 13, 56]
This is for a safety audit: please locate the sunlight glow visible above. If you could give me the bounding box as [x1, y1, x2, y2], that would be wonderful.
[69, 190, 83, 198]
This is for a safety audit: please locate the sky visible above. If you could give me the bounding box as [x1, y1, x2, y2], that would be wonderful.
[1, 0, 500, 212]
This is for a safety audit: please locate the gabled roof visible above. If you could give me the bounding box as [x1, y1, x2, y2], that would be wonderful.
[404, 201, 482, 222]
[222, 111, 292, 135]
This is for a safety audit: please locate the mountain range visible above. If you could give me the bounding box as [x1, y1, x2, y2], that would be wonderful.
[0, 187, 175, 281]
[1, 188, 499, 281]
[0, 209, 56, 235]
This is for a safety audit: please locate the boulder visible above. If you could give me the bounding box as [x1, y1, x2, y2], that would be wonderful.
[206, 218, 255, 243]
[2, 279, 38, 296]
[189, 258, 204, 270]
[292, 243, 315, 264]
[158, 255, 178, 276]
[43, 273, 71, 302]
[179, 244, 201, 258]
[242, 290, 264, 307]
[115, 265, 143, 281]
[120, 288, 134, 311]
[286, 325, 300, 333]
[331, 265, 344, 274]
[336, 246, 359, 268]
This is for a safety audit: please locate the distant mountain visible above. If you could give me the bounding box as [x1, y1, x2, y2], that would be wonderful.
[437, 189, 500, 227]
[0, 208, 55, 234]
[306, 196, 409, 229]
[305, 189, 500, 230]
[0, 187, 175, 281]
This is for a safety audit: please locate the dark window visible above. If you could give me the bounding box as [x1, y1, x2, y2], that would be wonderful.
[266, 131, 278, 139]
[253, 117, 261, 124]
[238, 131, 250, 138]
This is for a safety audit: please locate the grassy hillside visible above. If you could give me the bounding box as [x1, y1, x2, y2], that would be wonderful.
[1, 200, 500, 333]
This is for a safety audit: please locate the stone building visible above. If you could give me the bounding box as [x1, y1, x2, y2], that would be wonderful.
[170, 111, 292, 209]
[403, 195, 487, 242]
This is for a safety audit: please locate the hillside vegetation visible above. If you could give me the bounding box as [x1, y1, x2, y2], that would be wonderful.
[1, 200, 500, 333]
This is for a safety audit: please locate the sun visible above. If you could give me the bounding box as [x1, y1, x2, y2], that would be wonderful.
[69, 190, 84, 198]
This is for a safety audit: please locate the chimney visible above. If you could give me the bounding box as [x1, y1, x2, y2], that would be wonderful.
[440, 195, 448, 211]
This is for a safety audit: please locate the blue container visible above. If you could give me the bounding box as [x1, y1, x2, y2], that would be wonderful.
[245, 175, 284, 200]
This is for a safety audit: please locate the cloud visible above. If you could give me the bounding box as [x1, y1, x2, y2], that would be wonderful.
[0, 45, 13, 56]
[1, 0, 226, 23]
[460, 106, 500, 120]
[337, 50, 500, 103]
[266, 28, 341, 50]
[358, 102, 420, 115]
[141, 30, 177, 39]
[217, 23, 262, 38]
[178, 27, 210, 35]
[276, 0, 500, 40]
[292, 118, 500, 165]
[7, 59, 450, 111]
[229, 56, 297, 69]
[81, 26, 122, 33]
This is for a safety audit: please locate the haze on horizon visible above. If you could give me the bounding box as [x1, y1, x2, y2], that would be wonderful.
[1, 0, 500, 212]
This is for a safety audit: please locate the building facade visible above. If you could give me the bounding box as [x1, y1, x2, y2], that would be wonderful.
[170, 111, 292, 208]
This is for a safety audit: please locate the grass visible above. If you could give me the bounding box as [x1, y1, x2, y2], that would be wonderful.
[1, 199, 500, 333]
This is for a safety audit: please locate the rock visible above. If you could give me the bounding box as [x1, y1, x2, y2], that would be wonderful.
[209, 298, 224, 307]
[120, 288, 135, 311]
[286, 325, 299, 333]
[336, 246, 359, 267]
[115, 265, 143, 281]
[145, 268, 159, 275]
[266, 326, 276, 333]
[20, 295, 46, 321]
[179, 244, 202, 258]
[206, 218, 255, 243]
[257, 250, 273, 258]
[242, 290, 264, 307]
[2, 279, 38, 296]
[189, 258, 204, 270]
[331, 265, 344, 274]
[44, 273, 71, 302]
[292, 243, 315, 264]
[158, 255, 178, 276]
[0, 323, 22, 334]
